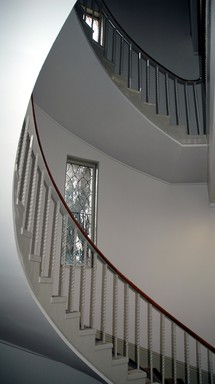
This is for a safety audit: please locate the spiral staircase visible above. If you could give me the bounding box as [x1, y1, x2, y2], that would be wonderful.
[2, 0, 215, 383]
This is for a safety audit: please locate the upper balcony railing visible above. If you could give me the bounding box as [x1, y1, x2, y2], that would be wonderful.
[76, 0, 206, 136]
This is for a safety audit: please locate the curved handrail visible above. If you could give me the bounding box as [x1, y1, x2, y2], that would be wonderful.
[78, 0, 202, 83]
[31, 95, 214, 354]
[76, 0, 206, 136]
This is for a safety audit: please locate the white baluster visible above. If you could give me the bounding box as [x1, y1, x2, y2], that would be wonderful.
[51, 200, 60, 277]
[16, 116, 29, 203]
[185, 332, 190, 384]
[26, 153, 39, 234]
[80, 240, 87, 329]
[21, 135, 33, 206]
[55, 214, 68, 299]
[124, 283, 129, 358]
[90, 253, 97, 329]
[31, 169, 44, 257]
[172, 322, 177, 384]
[16, 118, 28, 174]
[41, 186, 52, 277]
[135, 293, 140, 370]
[197, 342, 202, 384]
[72, 227, 78, 265]
[21, 140, 35, 236]
[101, 263, 107, 342]
[160, 313, 165, 384]
[208, 350, 214, 384]
[61, 214, 68, 284]
[68, 265, 76, 313]
[148, 303, 153, 382]
[113, 274, 118, 359]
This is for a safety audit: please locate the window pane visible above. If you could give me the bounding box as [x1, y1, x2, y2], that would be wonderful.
[85, 15, 100, 42]
[65, 161, 95, 240]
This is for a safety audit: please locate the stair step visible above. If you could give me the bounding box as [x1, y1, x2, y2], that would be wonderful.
[112, 73, 130, 88]
[79, 327, 96, 336]
[29, 254, 42, 263]
[15, 198, 24, 209]
[39, 276, 52, 284]
[128, 369, 147, 381]
[65, 311, 80, 319]
[21, 228, 33, 238]
[142, 367, 162, 383]
[51, 296, 67, 304]
[101, 57, 115, 77]
[112, 356, 128, 366]
[95, 341, 113, 351]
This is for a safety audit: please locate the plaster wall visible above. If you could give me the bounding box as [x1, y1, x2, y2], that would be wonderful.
[0, 1, 104, 382]
[36, 105, 215, 347]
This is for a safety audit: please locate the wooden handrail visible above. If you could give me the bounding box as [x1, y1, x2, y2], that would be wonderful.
[31, 95, 214, 353]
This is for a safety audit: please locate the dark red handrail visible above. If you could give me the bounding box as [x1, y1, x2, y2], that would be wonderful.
[31, 95, 214, 353]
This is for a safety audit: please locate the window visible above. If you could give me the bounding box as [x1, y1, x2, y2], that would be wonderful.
[84, 8, 103, 45]
[65, 158, 98, 243]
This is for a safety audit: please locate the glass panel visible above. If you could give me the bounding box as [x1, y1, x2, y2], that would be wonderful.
[66, 224, 85, 265]
[85, 15, 100, 42]
[65, 161, 95, 240]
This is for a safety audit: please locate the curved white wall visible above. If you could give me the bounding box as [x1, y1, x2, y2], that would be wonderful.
[0, 1, 105, 382]
[36, 105, 215, 346]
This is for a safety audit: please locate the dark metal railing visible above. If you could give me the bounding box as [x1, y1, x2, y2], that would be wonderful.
[76, 0, 206, 135]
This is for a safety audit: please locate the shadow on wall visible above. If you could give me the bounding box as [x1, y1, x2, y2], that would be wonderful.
[0, 342, 103, 384]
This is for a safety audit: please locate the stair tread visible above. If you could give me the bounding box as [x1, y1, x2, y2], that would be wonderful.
[79, 327, 96, 336]
[51, 296, 67, 303]
[39, 276, 52, 284]
[65, 311, 80, 319]
[29, 254, 42, 263]
[95, 341, 113, 351]
[112, 355, 128, 366]
[128, 369, 147, 380]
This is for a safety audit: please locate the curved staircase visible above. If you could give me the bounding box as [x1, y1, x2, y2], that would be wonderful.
[13, 98, 215, 384]
[75, 0, 206, 143]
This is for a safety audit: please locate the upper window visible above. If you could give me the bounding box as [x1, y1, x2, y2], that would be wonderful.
[83, 8, 103, 45]
[65, 157, 98, 243]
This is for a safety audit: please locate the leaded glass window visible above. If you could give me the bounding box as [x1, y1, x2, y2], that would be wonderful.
[65, 158, 97, 239]
[64, 158, 98, 266]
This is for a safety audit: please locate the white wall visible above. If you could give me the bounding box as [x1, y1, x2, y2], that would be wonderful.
[36, 105, 215, 346]
[0, 2, 105, 383]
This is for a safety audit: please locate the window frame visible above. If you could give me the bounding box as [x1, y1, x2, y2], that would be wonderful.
[83, 7, 104, 45]
[65, 156, 98, 245]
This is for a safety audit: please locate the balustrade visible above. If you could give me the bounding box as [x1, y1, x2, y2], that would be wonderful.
[76, 0, 206, 136]
[13, 97, 214, 383]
